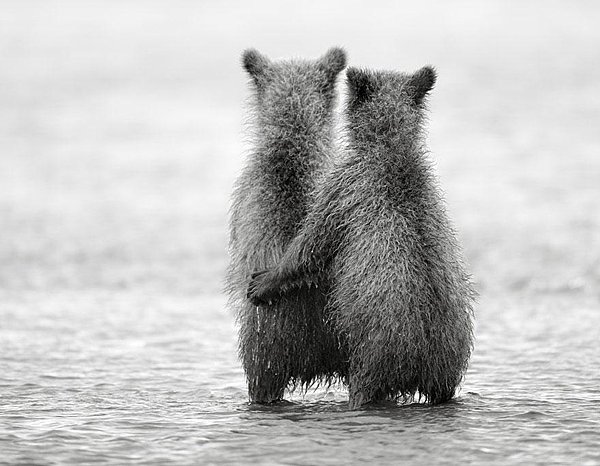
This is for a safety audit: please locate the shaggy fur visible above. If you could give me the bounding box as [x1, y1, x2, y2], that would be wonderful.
[248, 66, 475, 409]
[226, 47, 348, 403]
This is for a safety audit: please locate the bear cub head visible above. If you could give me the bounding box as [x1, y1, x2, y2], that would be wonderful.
[242, 47, 347, 130]
[345, 66, 436, 144]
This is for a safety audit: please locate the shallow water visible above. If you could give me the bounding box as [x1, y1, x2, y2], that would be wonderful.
[2, 0, 600, 464]
[2, 291, 599, 465]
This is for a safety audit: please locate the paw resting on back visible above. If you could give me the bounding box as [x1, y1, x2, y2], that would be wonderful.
[247, 270, 282, 306]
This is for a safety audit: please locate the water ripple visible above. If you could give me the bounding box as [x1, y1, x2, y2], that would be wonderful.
[1, 292, 599, 464]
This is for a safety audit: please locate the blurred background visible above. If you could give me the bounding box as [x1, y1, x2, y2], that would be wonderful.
[2, 0, 598, 298]
[1, 1, 599, 463]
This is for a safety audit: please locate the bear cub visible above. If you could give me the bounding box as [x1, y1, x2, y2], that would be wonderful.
[248, 66, 475, 409]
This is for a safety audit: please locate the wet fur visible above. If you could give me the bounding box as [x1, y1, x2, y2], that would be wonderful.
[248, 66, 475, 409]
[226, 48, 348, 403]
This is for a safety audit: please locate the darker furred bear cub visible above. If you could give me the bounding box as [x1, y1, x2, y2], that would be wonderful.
[226, 47, 348, 403]
[248, 66, 475, 409]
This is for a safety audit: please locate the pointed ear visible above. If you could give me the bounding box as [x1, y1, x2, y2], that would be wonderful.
[241, 49, 271, 88]
[317, 47, 347, 83]
[346, 67, 376, 106]
[408, 66, 436, 105]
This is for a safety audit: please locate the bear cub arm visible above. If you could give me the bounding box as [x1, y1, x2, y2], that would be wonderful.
[247, 168, 350, 306]
[247, 218, 333, 306]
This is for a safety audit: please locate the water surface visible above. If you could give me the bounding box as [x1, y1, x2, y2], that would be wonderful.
[2, 292, 599, 464]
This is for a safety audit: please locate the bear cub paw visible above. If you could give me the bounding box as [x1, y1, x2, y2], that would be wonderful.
[247, 270, 282, 306]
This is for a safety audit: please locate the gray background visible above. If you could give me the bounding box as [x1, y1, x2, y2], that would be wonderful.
[2, 1, 598, 297]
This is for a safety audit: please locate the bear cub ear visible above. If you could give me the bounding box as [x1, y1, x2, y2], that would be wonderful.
[408, 66, 437, 105]
[346, 67, 376, 106]
[241, 49, 271, 86]
[318, 47, 347, 82]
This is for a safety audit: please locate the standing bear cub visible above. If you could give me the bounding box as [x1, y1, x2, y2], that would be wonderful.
[248, 66, 475, 409]
[226, 48, 348, 403]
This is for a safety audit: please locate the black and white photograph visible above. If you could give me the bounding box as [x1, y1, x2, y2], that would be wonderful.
[1, 1, 599, 464]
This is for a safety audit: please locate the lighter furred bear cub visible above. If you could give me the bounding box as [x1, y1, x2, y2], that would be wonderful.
[248, 66, 475, 409]
[226, 48, 348, 403]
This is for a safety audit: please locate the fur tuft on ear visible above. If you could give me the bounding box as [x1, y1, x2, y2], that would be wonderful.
[346, 67, 376, 105]
[408, 66, 437, 105]
[241, 49, 271, 83]
[318, 47, 347, 81]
